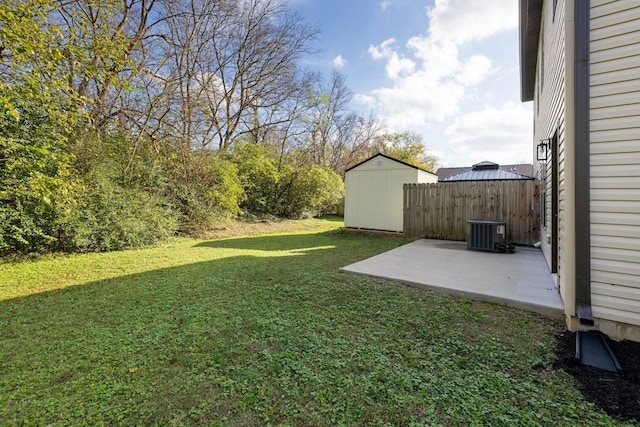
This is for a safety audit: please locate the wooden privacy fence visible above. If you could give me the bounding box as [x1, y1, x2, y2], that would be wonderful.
[403, 180, 540, 244]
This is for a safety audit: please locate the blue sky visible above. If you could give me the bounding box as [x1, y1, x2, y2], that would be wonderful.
[287, 0, 534, 168]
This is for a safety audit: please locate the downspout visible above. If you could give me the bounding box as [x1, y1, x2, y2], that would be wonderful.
[574, 0, 593, 325]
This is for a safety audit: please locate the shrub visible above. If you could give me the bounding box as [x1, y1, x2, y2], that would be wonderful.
[0, 91, 77, 255]
[276, 163, 344, 218]
[167, 151, 243, 235]
[58, 179, 179, 252]
[0, 200, 58, 255]
[230, 144, 345, 219]
[230, 144, 279, 215]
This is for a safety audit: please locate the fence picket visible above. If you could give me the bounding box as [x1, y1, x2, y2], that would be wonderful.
[403, 181, 540, 244]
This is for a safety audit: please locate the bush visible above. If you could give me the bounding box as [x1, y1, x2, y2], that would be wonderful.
[167, 151, 243, 235]
[230, 144, 279, 215]
[275, 163, 344, 218]
[0, 200, 58, 255]
[59, 179, 179, 252]
[230, 144, 345, 219]
[0, 92, 77, 255]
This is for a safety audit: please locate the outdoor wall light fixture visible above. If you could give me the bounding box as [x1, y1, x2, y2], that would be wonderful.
[537, 139, 551, 161]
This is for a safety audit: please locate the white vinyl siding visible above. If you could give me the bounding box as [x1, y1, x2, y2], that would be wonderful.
[533, 0, 567, 296]
[590, 0, 640, 326]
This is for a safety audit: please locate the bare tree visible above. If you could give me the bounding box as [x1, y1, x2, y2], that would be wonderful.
[300, 69, 385, 175]
[334, 113, 385, 175]
[51, 0, 160, 129]
[147, 0, 318, 152]
[302, 70, 351, 165]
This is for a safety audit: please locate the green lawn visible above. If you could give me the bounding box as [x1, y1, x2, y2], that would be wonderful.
[0, 218, 629, 426]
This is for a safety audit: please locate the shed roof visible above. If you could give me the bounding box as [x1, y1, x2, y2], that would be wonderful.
[345, 152, 436, 175]
[440, 161, 534, 182]
[519, 0, 543, 102]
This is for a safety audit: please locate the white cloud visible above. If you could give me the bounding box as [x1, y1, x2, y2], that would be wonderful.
[406, 37, 460, 79]
[360, 0, 518, 133]
[385, 55, 415, 80]
[369, 71, 464, 126]
[368, 38, 397, 60]
[354, 93, 377, 110]
[455, 55, 495, 86]
[380, 1, 391, 11]
[444, 102, 533, 164]
[427, 0, 518, 45]
[332, 54, 347, 68]
[369, 39, 415, 80]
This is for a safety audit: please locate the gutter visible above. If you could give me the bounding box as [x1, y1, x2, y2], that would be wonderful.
[574, 0, 593, 325]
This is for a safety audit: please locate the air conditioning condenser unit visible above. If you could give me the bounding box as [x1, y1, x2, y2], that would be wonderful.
[467, 219, 514, 253]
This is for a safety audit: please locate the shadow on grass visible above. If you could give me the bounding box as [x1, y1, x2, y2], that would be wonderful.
[1, 229, 617, 426]
[196, 228, 410, 252]
[317, 214, 344, 223]
[196, 230, 338, 251]
[1, 230, 413, 424]
[0, 266, 295, 417]
[14, 229, 620, 427]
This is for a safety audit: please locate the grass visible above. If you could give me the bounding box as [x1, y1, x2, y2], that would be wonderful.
[0, 217, 632, 426]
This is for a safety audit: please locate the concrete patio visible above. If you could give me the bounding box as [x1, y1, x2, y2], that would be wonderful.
[341, 239, 564, 319]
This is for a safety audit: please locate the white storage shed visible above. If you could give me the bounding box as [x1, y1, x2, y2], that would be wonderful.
[344, 153, 438, 232]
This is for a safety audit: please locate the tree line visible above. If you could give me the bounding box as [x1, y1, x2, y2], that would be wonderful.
[0, 0, 436, 254]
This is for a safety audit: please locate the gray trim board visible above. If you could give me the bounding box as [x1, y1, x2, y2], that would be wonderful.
[551, 130, 558, 273]
[574, 0, 593, 325]
[519, 0, 543, 101]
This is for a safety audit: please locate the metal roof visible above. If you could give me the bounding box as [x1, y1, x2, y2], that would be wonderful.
[441, 164, 534, 182]
[437, 162, 534, 181]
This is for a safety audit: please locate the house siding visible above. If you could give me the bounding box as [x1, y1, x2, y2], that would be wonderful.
[533, 0, 567, 299]
[589, 0, 640, 328]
